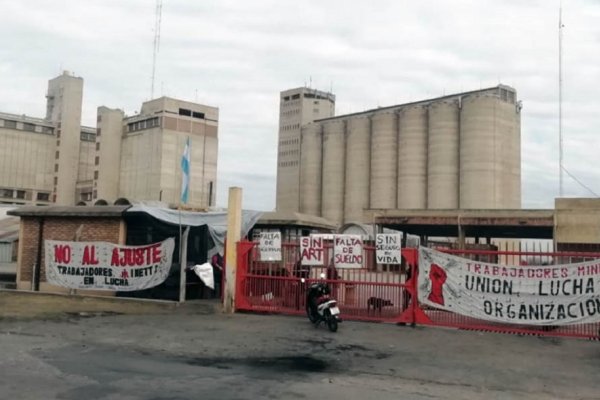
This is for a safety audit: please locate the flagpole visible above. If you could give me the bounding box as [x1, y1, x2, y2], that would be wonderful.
[178, 202, 184, 302]
[178, 136, 190, 303]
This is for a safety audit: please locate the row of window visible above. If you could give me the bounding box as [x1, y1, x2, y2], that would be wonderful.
[279, 161, 299, 167]
[282, 94, 302, 102]
[281, 109, 300, 117]
[0, 118, 54, 135]
[281, 123, 300, 131]
[280, 138, 299, 146]
[127, 117, 160, 133]
[179, 108, 205, 119]
[279, 149, 299, 157]
[80, 131, 96, 142]
[0, 188, 49, 201]
[283, 92, 332, 102]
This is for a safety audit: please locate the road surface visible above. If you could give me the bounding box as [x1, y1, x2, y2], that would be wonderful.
[1, 310, 599, 399]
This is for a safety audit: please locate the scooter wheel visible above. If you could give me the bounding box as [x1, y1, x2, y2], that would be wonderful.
[327, 316, 338, 333]
[306, 306, 318, 324]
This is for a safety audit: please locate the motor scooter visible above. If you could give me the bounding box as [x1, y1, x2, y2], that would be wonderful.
[302, 273, 341, 332]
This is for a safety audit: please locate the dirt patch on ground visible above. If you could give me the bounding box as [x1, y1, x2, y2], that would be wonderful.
[0, 290, 219, 320]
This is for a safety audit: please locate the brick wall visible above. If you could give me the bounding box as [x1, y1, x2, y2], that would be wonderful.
[17, 216, 123, 290]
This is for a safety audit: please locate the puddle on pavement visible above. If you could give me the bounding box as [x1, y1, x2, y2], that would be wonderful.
[187, 355, 332, 373]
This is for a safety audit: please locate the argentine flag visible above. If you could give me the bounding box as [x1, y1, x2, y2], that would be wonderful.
[180, 137, 190, 204]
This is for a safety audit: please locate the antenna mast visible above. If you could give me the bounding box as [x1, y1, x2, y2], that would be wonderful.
[151, 0, 163, 99]
[559, 1, 564, 197]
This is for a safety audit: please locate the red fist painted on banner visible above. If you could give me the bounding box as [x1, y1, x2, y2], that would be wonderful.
[428, 263, 447, 306]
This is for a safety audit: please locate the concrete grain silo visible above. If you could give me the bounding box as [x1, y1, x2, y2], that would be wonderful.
[344, 115, 371, 222]
[397, 105, 428, 209]
[427, 100, 460, 209]
[369, 111, 398, 209]
[321, 119, 346, 225]
[460, 88, 520, 209]
[299, 123, 323, 216]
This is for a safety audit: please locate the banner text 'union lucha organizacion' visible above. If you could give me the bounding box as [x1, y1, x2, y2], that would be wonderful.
[418, 247, 600, 326]
[44, 238, 175, 291]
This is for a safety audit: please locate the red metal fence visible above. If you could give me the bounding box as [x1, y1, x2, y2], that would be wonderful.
[234, 241, 600, 339]
[416, 248, 600, 340]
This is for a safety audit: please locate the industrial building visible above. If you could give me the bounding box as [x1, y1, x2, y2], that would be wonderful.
[0, 72, 218, 208]
[276, 87, 336, 212]
[290, 85, 521, 225]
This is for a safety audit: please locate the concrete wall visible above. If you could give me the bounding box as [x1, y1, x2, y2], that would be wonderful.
[555, 198, 600, 244]
[16, 217, 125, 293]
[49, 72, 84, 205]
[95, 107, 125, 202]
[119, 127, 163, 202]
[0, 119, 55, 204]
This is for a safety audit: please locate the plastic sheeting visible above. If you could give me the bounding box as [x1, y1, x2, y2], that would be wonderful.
[126, 204, 263, 255]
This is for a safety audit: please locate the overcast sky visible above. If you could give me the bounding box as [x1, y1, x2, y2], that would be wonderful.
[1, 0, 598, 211]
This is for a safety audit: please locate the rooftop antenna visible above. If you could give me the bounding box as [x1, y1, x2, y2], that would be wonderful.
[559, 0, 564, 197]
[150, 0, 163, 99]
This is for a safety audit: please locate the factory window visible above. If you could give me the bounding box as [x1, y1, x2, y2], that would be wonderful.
[292, 94, 300, 100]
[4, 120, 17, 129]
[94, 170, 99, 179]
[96, 142, 100, 151]
[56, 140, 60, 146]
[55, 151, 59, 159]
[23, 123, 35, 132]
[93, 190, 97, 199]
[80, 131, 96, 142]
[81, 192, 92, 202]
[96, 128, 101, 136]
[57, 130, 61, 138]
[0, 189, 13, 198]
[54, 164, 58, 172]
[192, 111, 205, 119]
[97, 115, 102, 123]
[53, 177, 58, 185]
[314, 101, 319, 105]
[41, 126, 53, 135]
[179, 108, 192, 117]
[95, 156, 100, 165]
[36, 192, 50, 201]
[283, 96, 290, 101]
[15, 190, 25, 199]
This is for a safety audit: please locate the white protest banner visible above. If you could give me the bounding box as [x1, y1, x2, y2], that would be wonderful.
[300, 236, 325, 266]
[418, 246, 600, 326]
[333, 235, 363, 268]
[259, 232, 282, 261]
[45, 238, 175, 291]
[376, 233, 402, 264]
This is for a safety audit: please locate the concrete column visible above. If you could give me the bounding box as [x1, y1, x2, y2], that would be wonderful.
[224, 187, 242, 313]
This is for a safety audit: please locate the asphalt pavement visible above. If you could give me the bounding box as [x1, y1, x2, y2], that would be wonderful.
[1, 309, 599, 399]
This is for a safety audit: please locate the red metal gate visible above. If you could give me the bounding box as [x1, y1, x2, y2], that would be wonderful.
[234, 241, 600, 339]
[235, 241, 418, 323]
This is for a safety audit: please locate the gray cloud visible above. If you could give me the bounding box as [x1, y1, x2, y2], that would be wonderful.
[1, 0, 599, 211]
